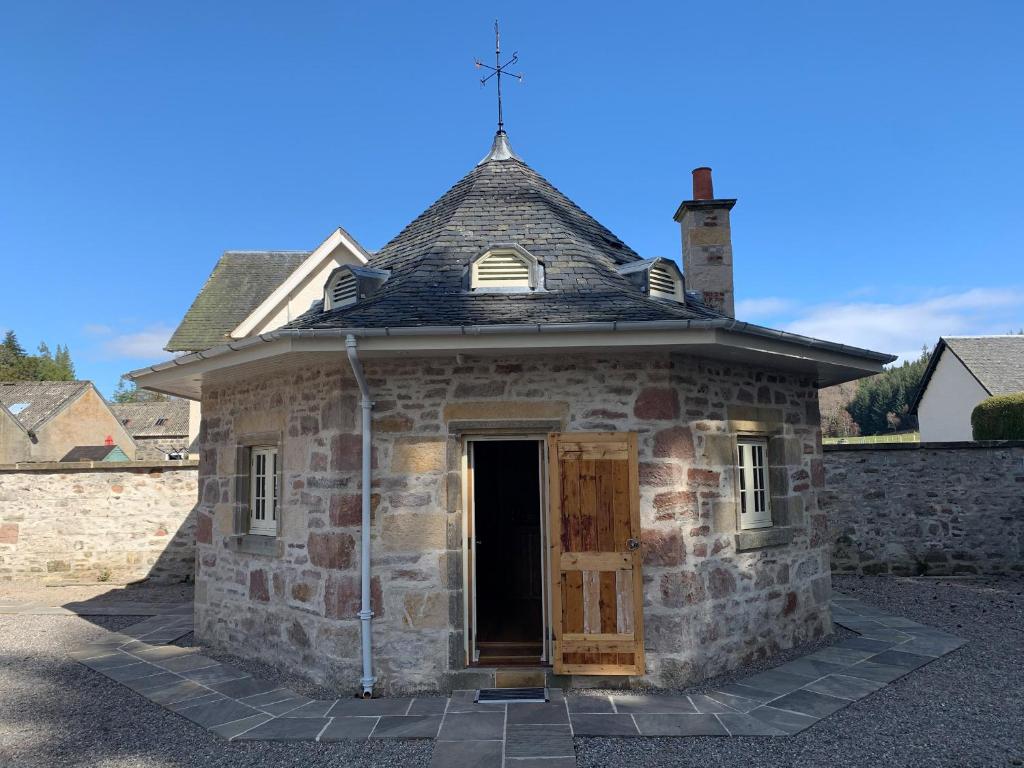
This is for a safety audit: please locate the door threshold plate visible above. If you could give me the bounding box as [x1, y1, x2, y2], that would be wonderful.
[475, 686, 548, 704]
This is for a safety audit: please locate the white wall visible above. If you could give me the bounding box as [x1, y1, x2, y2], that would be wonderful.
[249, 256, 348, 335]
[918, 348, 989, 442]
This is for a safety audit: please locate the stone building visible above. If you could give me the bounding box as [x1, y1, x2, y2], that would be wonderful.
[131, 132, 894, 696]
[111, 400, 193, 460]
[0, 380, 136, 463]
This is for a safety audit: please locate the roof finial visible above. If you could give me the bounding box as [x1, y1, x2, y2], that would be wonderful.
[475, 20, 523, 135]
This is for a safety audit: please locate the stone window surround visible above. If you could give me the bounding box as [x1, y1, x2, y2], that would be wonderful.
[230, 430, 285, 557]
[726, 422, 798, 552]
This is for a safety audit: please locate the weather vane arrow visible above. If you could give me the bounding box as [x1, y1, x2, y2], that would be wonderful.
[475, 20, 523, 135]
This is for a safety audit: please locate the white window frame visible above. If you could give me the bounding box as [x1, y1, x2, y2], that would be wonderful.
[249, 446, 279, 536]
[736, 438, 771, 530]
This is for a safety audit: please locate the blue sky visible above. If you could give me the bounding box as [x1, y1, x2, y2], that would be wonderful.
[1, 1, 1021, 398]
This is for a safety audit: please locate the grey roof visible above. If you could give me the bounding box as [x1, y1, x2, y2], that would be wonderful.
[911, 335, 1024, 412]
[109, 400, 189, 437]
[60, 445, 128, 462]
[0, 380, 90, 432]
[166, 251, 309, 352]
[287, 132, 722, 332]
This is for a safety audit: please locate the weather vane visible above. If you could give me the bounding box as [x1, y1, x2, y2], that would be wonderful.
[475, 21, 523, 135]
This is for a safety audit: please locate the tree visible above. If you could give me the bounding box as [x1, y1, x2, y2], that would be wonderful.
[112, 375, 169, 403]
[847, 346, 931, 435]
[0, 330, 76, 381]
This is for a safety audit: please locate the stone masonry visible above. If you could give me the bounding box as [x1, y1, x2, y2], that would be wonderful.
[0, 461, 198, 583]
[194, 352, 830, 695]
[823, 442, 1024, 576]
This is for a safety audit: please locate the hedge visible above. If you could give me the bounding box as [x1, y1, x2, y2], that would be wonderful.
[971, 392, 1024, 440]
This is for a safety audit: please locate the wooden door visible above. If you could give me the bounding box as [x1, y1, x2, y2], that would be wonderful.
[548, 432, 644, 675]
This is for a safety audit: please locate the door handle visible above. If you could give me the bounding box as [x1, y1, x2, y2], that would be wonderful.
[626, 538, 640, 551]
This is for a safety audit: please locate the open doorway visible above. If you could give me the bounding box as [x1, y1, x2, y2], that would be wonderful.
[469, 439, 546, 666]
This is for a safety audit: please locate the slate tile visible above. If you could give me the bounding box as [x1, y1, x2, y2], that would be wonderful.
[505, 725, 574, 757]
[865, 649, 935, 671]
[704, 690, 761, 713]
[211, 677, 282, 699]
[331, 697, 414, 716]
[237, 688, 297, 707]
[633, 713, 728, 736]
[742, 668, 817, 695]
[370, 715, 443, 738]
[233, 716, 330, 741]
[438, 711, 505, 741]
[155, 654, 220, 673]
[895, 635, 965, 657]
[505, 759, 576, 768]
[746, 705, 819, 735]
[611, 694, 697, 714]
[319, 716, 379, 740]
[804, 646, 877, 666]
[145, 679, 210, 706]
[842, 660, 912, 684]
[167, 692, 227, 712]
[429, 739, 503, 767]
[259, 696, 314, 716]
[125, 672, 182, 693]
[131, 645, 194, 662]
[407, 697, 448, 715]
[283, 700, 337, 718]
[769, 689, 851, 718]
[566, 696, 614, 714]
[569, 714, 639, 736]
[210, 713, 273, 741]
[716, 712, 787, 736]
[506, 702, 569, 724]
[101, 662, 164, 682]
[717, 683, 781, 704]
[180, 664, 249, 685]
[178, 699, 261, 728]
[838, 636, 896, 653]
[804, 674, 885, 701]
[774, 657, 850, 679]
[689, 694, 740, 714]
[81, 652, 139, 671]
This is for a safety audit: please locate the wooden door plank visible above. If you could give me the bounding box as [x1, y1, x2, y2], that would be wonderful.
[579, 459, 598, 552]
[547, 435, 563, 663]
[560, 552, 631, 570]
[627, 432, 645, 675]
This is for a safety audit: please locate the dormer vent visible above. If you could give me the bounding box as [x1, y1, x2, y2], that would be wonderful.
[617, 258, 685, 304]
[324, 266, 391, 311]
[468, 244, 543, 292]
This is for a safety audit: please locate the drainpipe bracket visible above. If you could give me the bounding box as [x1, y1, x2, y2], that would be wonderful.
[358, 609, 375, 620]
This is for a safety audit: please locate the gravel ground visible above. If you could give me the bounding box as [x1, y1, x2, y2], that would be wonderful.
[577, 575, 1024, 768]
[0, 613, 432, 767]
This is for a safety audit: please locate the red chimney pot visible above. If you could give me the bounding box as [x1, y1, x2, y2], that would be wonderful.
[692, 167, 714, 200]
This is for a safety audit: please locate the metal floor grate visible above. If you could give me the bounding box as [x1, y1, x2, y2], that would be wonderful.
[475, 687, 548, 704]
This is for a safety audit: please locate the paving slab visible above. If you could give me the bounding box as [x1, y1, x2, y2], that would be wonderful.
[611, 694, 698, 714]
[210, 677, 282, 699]
[688, 694, 740, 714]
[145, 679, 211, 706]
[258, 695, 314, 716]
[774, 656, 850, 679]
[767, 688, 851, 718]
[407, 697, 448, 715]
[282, 699, 337, 718]
[804, 673, 886, 701]
[704, 690, 761, 713]
[506, 701, 570, 724]
[232, 716, 330, 741]
[633, 713, 729, 736]
[154, 654, 220, 673]
[505, 724, 574, 757]
[569, 713, 640, 736]
[331, 697, 414, 716]
[865, 649, 935, 671]
[437, 711, 506, 741]
[319, 715, 379, 740]
[179, 663, 249, 685]
[717, 682, 782, 704]
[566, 695, 614, 714]
[166, 692, 227, 712]
[746, 705, 819, 735]
[741, 668, 818, 695]
[716, 712, 788, 736]
[210, 713, 274, 741]
[842, 659, 913, 684]
[506, 758, 576, 768]
[371, 715, 443, 738]
[177, 699, 261, 728]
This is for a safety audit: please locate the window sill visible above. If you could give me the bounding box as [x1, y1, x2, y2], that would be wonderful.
[734, 526, 794, 552]
[229, 534, 281, 557]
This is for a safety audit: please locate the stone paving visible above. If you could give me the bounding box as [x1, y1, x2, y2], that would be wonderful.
[67, 594, 964, 767]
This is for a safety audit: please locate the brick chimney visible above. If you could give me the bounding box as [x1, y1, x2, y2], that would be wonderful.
[673, 167, 737, 317]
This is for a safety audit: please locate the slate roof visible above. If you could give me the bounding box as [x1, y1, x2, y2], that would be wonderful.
[61, 445, 129, 462]
[286, 133, 723, 332]
[110, 400, 189, 438]
[912, 335, 1024, 411]
[0, 380, 90, 432]
[166, 251, 309, 352]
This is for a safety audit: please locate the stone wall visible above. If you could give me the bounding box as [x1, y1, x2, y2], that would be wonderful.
[0, 461, 198, 583]
[194, 352, 829, 694]
[823, 442, 1024, 575]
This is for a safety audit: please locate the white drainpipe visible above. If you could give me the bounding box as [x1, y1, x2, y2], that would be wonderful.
[345, 334, 376, 698]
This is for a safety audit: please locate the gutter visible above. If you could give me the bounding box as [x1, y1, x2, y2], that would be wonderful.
[345, 335, 376, 698]
[128, 318, 896, 379]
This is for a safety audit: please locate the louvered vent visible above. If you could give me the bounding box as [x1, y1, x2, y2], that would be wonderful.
[648, 263, 679, 300]
[473, 251, 532, 288]
[329, 272, 358, 308]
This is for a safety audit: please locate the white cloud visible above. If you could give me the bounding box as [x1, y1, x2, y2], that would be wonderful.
[745, 287, 1024, 362]
[82, 323, 113, 336]
[100, 325, 174, 361]
[735, 297, 795, 319]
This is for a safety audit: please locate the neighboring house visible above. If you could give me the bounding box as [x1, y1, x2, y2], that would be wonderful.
[0, 381, 136, 463]
[60, 444, 131, 462]
[131, 131, 894, 696]
[912, 335, 1024, 442]
[110, 400, 192, 460]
